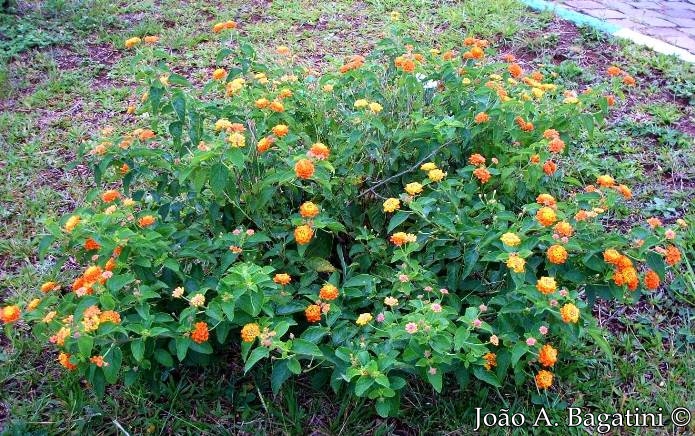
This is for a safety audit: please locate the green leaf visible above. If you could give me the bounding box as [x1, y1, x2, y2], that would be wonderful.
[244, 347, 269, 372]
[427, 370, 443, 393]
[355, 377, 374, 396]
[227, 147, 246, 170]
[287, 357, 302, 375]
[510, 342, 528, 367]
[292, 339, 323, 357]
[646, 251, 666, 278]
[387, 211, 410, 233]
[210, 163, 229, 196]
[131, 339, 145, 362]
[176, 337, 191, 361]
[271, 360, 292, 394]
[154, 349, 174, 367]
[107, 274, 135, 292]
[77, 335, 93, 357]
[103, 347, 122, 383]
[473, 367, 501, 387]
[301, 326, 328, 343]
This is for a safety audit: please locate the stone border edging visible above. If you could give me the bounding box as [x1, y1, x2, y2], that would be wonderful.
[520, 0, 695, 63]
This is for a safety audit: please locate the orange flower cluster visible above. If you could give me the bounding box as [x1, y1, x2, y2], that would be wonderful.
[514, 116, 534, 132]
[643, 270, 660, 290]
[473, 167, 491, 183]
[483, 352, 497, 370]
[241, 323, 261, 342]
[72, 265, 107, 296]
[605, 65, 636, 86]
[394, 52, 422, 73]
[536, 207, 557, 227]
[339, 55, 365, 73]
[212, 20, 237, 33]
[299, 201, 320, 218]
[546, 245, 568, 265]
[538, 344, 558, 367]
[191, 322, 209, 343]
[305, 304, 322, 323]
[319, 283, 339, 301]
[604, 249, 638, 291]
[294, 224, 314, 245]
[462, 36, 487, 59]
[390, 232, 417, 246]
[273, 273, 292, 285]
[1, 305, 20, 324]
[295, 159, 315, 179]
[59, 352, 77, 370]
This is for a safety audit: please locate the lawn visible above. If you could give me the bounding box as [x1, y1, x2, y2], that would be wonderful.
[1, 0, 694, 434]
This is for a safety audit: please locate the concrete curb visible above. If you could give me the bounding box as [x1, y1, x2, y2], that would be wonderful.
[520, 0, 695, 64]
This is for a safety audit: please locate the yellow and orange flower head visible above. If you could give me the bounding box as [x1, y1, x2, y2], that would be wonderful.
[474, 112, 490, 124]
[58, 352, 77, 371]
[84, 238, 101, 251]
[508, 63, 523, 78]
[560, 303, 580, 323]
[536, 194, 557, 208]
[144, 35, 159, 44]
[319, 283, 339, 301]
[41, 281, 60, 293]
[294, 159, 315, 180]
[535, 370, 553, 389]
[213, 20, 237, 33]
[506, 253, 525, 273]
[308, 143, 330, 160]
[473, 167, 491, 183]
[405, 182, 423, 196]
[212, 68, 227, 80]
[241, 323, 261, 342]
[547, 245, 568, 265]
[616, 184, 632, 199]
[543, 160, 557, 176]
[83, 265, 103, 284]
[596, 174, 615, 187]
[420, 162, 437, 171]
[543, 129, 560, 139]
[548, 137, 565, 153]
[536, 207, 557, 227]
[138, 215, 156, 228]
[255, 98, 270, 109]
[602, 249, 621, 265]
[553, 221, 573, 238]
[90, 355, 107, 367]
[428, 168, 446, 182]
[299, 201, 320, 218]
[468, 153, 486, 166]
[294, 224, 314, 245]
[390, 232, 417, 247]
[538, 344, 558, 367]
[305, 304, 322, 323]
[269, 100, 285, 112]
[644, 270, 660, 290]
[1, 305, 20, 324]
[383, 198, 400, 213]
[102, 190, 120, 203]
[483, 352, 497, 370]
[269, 124, 288, 138]
[536, 276, 557, 295]
[191, 322, 210, 343]
[355, 313, 373, 326]
[621, 267, 639, 291]
[623, 75, 636, 86]
[256, 136, 275, 154]
[273, 273, 292, 285]
[64, 215, 80, 232]
[646, 217, 662, 229]
[530, 154, 540, 164]
[607, 66, 622, 77]
[500, 232, 521, 247]
[99, 310, 121, 324]
[124, 37, 141, 49]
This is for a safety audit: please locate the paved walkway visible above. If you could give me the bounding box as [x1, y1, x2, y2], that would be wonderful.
[553, 0, 695, 55]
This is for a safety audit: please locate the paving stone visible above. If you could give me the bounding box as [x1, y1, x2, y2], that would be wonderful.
[648, 27, 692, 38]
[628, 1, 666, 10]
[565, 0, 605, 9]
[682, 27, 695, 36]
[582, 8, 627, 19]
[668, 16, 695, 26]
[606, 18, 646, 29]
[611, 3, 641, 15]
[662, 8, 695, 18]
[663, 34, 695, 50]
[631, 13, 679, 27]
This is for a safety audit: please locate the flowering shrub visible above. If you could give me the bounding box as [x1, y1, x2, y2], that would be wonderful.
[4, 22, 688, 417]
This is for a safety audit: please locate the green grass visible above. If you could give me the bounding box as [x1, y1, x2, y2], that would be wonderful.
[1, 0, 694, 433]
